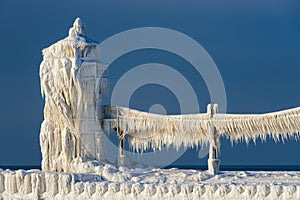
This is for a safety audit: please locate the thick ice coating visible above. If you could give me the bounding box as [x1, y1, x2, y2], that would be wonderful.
[39, 18, 108, 172]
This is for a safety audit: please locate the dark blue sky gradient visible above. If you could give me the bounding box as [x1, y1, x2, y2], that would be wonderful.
[0, 0, 299, 165]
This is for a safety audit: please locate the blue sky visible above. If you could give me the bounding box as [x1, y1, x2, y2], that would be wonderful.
[0, 0, 299, 166]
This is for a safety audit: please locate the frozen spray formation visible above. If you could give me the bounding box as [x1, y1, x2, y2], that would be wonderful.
[104, 104, 300, 174]
[39, 17, 300, 175]
[40, 17, 108, 172]
[1, 17, 300, 200]
[106, 105, 300, 151]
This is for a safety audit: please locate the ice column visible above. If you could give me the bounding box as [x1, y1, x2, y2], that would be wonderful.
[207, 104, 220, 175]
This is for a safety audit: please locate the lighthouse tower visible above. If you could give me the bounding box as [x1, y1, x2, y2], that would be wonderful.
[39, 18, 108, 172]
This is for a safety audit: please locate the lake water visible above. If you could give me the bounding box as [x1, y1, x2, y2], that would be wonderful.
[1, 165, 300, 171]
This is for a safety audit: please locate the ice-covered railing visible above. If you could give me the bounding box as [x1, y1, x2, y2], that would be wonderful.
[102, 105, 217, 151]
[215, 107, 300, 143]
[102, 104, 300, 174]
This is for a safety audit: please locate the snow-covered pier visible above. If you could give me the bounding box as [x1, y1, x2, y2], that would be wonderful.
[1, 167, 300, 200]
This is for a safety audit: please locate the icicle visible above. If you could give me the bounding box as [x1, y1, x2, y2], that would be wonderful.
[105, 105, 300, 154]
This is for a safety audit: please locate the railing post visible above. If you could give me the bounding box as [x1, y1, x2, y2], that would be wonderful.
[116, 132, 127, 166]
[207, 103, 220, 175]
[116, 107, 126, 166]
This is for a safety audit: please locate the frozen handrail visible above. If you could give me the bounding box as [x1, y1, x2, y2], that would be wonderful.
[102, 104, 300, 174]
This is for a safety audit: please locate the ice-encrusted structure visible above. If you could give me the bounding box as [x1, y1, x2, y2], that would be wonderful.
[40, 18, 108, 172]
[1, 168, 300, 200]
[103, 104, 300, 174]
[39, 17, 300, 175]
[105, 106, 300, 150]
[1, 17, 300, 200]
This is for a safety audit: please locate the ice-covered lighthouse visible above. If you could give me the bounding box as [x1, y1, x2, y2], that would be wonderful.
[40, 18, 108, 172]
[40, 18, 300, 176]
